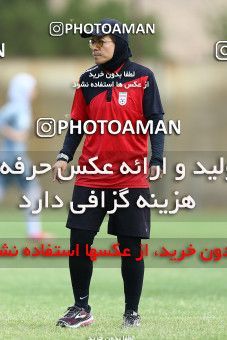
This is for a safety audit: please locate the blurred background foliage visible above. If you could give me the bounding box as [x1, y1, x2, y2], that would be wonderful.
[211, 13, 227, 38]
[0, 0, 161, 58]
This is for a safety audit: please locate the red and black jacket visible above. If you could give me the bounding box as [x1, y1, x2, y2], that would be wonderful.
[60, 60, 165, 188]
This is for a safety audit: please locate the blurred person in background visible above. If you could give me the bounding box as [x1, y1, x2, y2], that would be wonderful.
[0, 73, 51, 238]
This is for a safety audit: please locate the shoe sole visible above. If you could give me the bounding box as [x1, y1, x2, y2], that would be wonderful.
[122, 321, 141, 327]
[57, 316, 94, 328]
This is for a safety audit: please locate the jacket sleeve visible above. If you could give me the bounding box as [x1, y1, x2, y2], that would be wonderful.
[142, 71, 165, 169]
[58, 86, 87, 162]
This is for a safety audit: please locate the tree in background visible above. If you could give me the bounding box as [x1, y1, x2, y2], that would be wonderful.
[0, 0, 162, 59]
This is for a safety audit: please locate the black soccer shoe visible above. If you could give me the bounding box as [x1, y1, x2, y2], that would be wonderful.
[56, 305, 94, 328]
[122, 310, 141, 327]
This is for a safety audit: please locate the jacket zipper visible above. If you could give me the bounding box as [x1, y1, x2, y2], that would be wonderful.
[106, 88, 112, 102]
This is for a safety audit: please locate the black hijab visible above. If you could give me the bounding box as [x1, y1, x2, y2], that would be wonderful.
[100, 35, 132, 72]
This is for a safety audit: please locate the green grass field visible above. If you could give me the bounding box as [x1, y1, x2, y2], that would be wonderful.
[1, 208, 227, 339]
